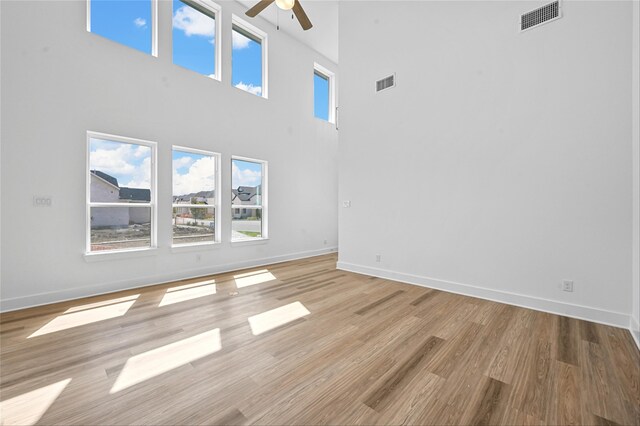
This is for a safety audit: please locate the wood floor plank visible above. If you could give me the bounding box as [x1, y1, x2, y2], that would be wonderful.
[363, 335, 444, 411]
[425, 321, 483, 379]
[550, 360, 582, 426]
[1, 253, 638, 426]
[353, 290, 404, 315]
[409, 288, 440, 306]
[557, 316, 581, 366]
[579, 340, 631, 425]
[486, 309, 535, 385]
[463, 377, 509, 426]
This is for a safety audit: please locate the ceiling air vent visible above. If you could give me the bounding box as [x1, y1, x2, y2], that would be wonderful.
[521, 1, 561, 32]
[376, 74, 395, 93]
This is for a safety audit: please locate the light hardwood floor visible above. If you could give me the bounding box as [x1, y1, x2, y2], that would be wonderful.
[1, 254, 638, 425]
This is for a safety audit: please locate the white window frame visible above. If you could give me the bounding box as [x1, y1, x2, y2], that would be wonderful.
[231, 15, 268, 99]
[172, 0, 222, 81]
[313, 62, 336, 124]
[86, 131, 158, 255]
[172, 146, 221, 247]
[231, 156, 268, 242]
[86, 0, 159, 57]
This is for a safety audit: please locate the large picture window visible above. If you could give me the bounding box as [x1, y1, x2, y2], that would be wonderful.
[88, 0, 157, 56]
[87, 132, 156, 253]
[231, 157, 267, 241]
[172, 0, 221, 80]
[172, 147, 220, 246]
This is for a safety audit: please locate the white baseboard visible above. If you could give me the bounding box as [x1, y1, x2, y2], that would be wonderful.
[0, 247, 337, 313]
[337, 261, 632, 332]
[631, 316, 640, 350]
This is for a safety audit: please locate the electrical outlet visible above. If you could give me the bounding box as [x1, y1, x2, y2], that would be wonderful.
[375, 254, 381, 262]
[342, 200, 351, 208]
[562, 280, 574, 292]
[33, 196, 52, 207]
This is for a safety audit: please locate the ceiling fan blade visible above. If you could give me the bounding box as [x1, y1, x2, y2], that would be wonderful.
[292, 0, 313, 30]
[246, 0, 275, 17]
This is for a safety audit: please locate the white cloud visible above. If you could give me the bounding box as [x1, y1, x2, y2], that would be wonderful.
[232, 161, 261, 187]
[173, 5, 215, 40]
[173, 156, 194, 170]
[133, 17, 147, 28]
[173, 156, 215, 196]
[235, 82, 262, 96]
[125, 157, 151, 189]
[90, 143, 139, 176]
[133, 145, 149, 158]
[232, 30, 251, 49]
[90, 141, 151, 189]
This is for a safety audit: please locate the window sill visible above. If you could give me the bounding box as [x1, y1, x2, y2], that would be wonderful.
[171, 242, 221, 253]
[314, 117, 335, 125]
[230, 238, 269, 247]
[234, 85, 268, 100]
[84, 247, 158, 262]
[175, 64, 221, 83]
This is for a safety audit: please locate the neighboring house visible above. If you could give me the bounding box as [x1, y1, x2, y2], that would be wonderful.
[90, 170, 120, 203]
[173, 191, 215, 217]
[90, 170, 151, 227]
[232, 185, 261, 219]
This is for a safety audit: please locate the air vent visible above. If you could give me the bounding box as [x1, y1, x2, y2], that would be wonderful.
[376, 74, 395, 92]
[521, 1, 561, 32]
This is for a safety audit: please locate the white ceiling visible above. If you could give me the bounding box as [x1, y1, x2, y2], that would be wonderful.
[235, 0, 339, 63]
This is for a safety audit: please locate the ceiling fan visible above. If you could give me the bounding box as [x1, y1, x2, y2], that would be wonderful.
[245, 0, 313, 31]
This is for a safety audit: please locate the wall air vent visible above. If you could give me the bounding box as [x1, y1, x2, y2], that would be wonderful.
[521, 1, 561, 32]
[376, 74, 396, 93]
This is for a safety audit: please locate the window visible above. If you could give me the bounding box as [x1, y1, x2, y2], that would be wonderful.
[231, 157, 267, 241]
[87, 132, 156, 253]
[87, 0, 157, 56]
[172, 0, 221, 80]
[314, 63, 335, 123]
[172, 147, 220, 246]
[232, 16, 267, 98]
[314, 72, 329, 121]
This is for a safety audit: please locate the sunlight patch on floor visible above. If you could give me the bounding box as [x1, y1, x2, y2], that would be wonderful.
[234, 269, 276, 288]
[28, 295, 139, 338]
[159, 280, 216, 307]
[0, 378, 71, 425]
[110, 328, 222, 393]
[248, 301, 310, 335]
[63, 295, 139, 313]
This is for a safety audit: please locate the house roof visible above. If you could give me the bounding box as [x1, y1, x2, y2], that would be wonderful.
[120, 187, 151, 202]
[91, 170, 119, 188]
[91, 170, 150, 202]
[173, 191, 215, 203]
[232, 185, 261, 202]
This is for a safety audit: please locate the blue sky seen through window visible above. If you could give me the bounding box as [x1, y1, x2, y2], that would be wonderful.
[232, 159, 262, 192]
[314, 72, 330, 121]
[232, 27, 263, 96]
[172, 0, 216, 77]
[91, 0, 152, 54]
[172, 150, 215, 197]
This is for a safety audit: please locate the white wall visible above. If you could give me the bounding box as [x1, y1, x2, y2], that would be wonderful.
[632, 0, 639, 345]
[338, 0, 635, 328]
[0, 0, 338, 311]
